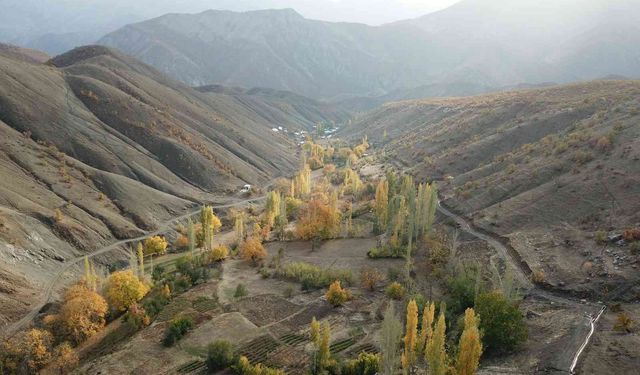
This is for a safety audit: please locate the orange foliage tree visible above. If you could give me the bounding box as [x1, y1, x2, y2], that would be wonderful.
[295, 193, 341, 240]
[1, 328, 53, 373]
[48, 282, 108, 345]
[239, 237, 268, 265]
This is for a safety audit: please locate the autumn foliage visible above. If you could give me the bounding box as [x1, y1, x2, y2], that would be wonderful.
[325, 280, 351, 306]
[295, 193, 340, 240]
[46, 282, 108, 345]
[143, 235, 168, 255]
[239, 237, 268, 265]
[105, 270, 149, 311]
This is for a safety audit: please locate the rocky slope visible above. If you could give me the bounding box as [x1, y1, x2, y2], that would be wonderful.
[0, 45, 346, 327]
[343, 80, 640, 295]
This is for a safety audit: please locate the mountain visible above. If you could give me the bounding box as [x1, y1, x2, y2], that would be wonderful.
[0, 44, 344, 328]
[0, 0, 456, 55]
[97, 1, 640, 99]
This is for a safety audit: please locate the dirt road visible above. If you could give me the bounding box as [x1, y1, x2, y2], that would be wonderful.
[1, 195, 266, 339]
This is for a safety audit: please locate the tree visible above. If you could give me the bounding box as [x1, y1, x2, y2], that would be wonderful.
[265, 191, 282, 227]
[319, 322, 332, 370]
[475, 292, 527, 354]
[360, 268, 384, 291]
[425, 308, 447, 375]
[187, 218, 196, 255]
[137, 242, 145, 278]
[456, 308, 483, 375]
[54, 283, 108, 344]
[295, 193, 341, 240]
[206, 340, 236, 372]
[200, 206, 222, 251]
[49, 342, 79, 374]
[375, 179, 389, 232]
[1, 329, 53, 373]
[326, 280, 351, 307]
[342, 352, 380, 375]
[402, 299, 418, 374]
[239, 237, 267, 265]
[417, 302, 435, 355]
[105, 270, 149, 312]
[143, 235, 168, 256]
[381, 304, 403, 375]
[234, 211, 246, 243]
[310, 317, 321, 345]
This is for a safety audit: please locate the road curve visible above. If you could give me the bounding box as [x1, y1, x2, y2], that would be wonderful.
[1, 195, 266, 339]
[436, 199, 606, 374]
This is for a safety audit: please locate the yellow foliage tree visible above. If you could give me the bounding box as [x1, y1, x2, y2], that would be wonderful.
[401, 299, 418, 374]
[326, 280, 351, 307]
[239, 237, 268, 265]
[1, 328, 53, 373]
[310, 317, 321, 345]
[418, 302, 435, 355]
[143, 235, 168, 256]
[210, 244, 229, 262]
[456, 308, 483, 375]
[425, 309, 448, 375]
[295, 193, 341, 240]
[49, 342, 79, 374]
[105, 270, 149, 311]
[375, 179, 389, 230]
[54, 283, 108, 344]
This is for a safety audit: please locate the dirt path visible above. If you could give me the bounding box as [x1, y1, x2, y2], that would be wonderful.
[436, 198, 607, 374]
[1, 195, 267, 339]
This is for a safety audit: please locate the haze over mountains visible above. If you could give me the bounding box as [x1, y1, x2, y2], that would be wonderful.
[97, 0, 640, 99]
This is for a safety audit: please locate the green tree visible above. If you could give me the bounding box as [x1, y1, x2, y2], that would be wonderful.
[381, 304, 403, 375]
[475, 292, 527, 354]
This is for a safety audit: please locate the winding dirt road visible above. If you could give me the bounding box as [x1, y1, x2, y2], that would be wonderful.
[436, 200, 605, 374]
[1, 195, 266, 339]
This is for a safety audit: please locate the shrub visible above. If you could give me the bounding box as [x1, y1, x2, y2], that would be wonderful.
[283, 286, 294, 298]
[123, 303, 150, 330]
[385, 282, 405, 300]
[623, 228, 640, 241]
[163, 317, 194, 346]
[572, 150, 594, 165]
[475, 292, 527, 354]
[326, 280, 351, 307]
[278, 262, 352, 289]
[206, 340, 236, 372]
[613, 312, 634, 333]
[629, 241, 640, 255]
[594, 230, 607, 244]
[152, 265, 166, 283]
[342, 352, 380, 375]
[210, 245, 229, 262]
[531, 269, 545, 284]
[234, 284, 248, 298]
[174, 234, 189, 250]
[595, 136, 612, 151]
[360, 268, 384, 291]
[143, 236, 168, 255]
[239, 237, 268, 265]
[446, 272, 477, 317]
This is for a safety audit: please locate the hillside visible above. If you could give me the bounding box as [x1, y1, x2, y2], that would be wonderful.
[97, 1, 640, 99]
[0, 45, 343, 328]
[343, 80, 640, 294]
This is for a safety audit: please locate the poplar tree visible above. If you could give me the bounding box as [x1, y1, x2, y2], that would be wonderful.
[137, 243, 145, 278]
[456, 308, 483, 375]
[234, 213, 245, 244]
[402, 299, 419, 374]
[187, 218, 196, 256]
[375, 179, 389, 232]
[381, 304, 402, 375]
[418, 302, 435, 355]
[426, 306, 448, 375]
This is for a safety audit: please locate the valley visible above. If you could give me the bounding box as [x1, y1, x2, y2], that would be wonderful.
[1, 2, 640, 374]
